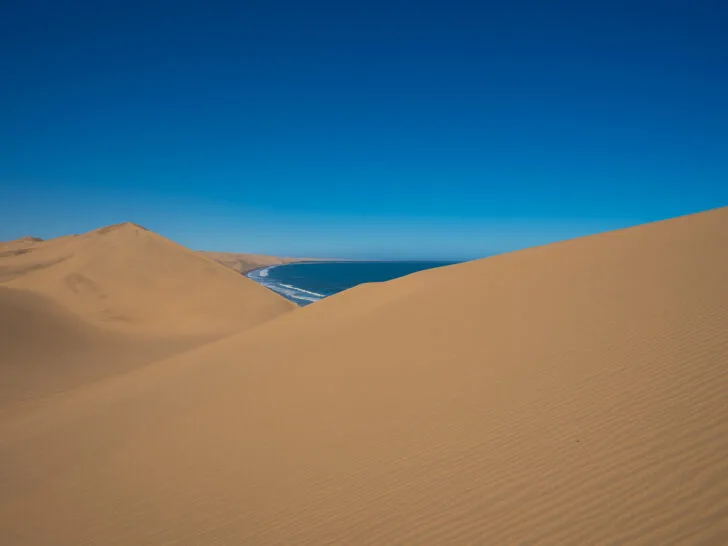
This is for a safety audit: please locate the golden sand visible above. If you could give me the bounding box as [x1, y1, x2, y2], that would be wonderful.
[1, 209, 726, 544]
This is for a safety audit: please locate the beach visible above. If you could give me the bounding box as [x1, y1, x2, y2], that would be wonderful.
[246, 264, 326, 305]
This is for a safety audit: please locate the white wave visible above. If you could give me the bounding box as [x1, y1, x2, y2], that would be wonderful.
[246, 265, 282, 282]
[245, 265, 325, 305]
[259, 281, 323, 304]
[247, 266, 273, 279]
[278, 283, 326, 298]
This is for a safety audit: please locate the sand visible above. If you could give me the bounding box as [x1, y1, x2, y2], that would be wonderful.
[198, 251, 296, 274]
[0, 222, 294, 408]
[199, 251, 336, 274]
[1, 208, 727, 544]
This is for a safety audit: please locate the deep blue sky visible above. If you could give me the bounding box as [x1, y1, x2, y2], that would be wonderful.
[2, 0, 726, 259]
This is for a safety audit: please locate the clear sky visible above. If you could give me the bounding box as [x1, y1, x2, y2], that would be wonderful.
[2, 0, 726, 259]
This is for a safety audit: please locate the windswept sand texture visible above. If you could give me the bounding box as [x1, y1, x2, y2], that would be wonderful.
[1, 208, 727, 544]
[0, 222, 294, 407]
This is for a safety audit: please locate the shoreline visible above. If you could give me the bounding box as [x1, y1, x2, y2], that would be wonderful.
[245, 260, 459, 307]
[245, 264, 326, 306]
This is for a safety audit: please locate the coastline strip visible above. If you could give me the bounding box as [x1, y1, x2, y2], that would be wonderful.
[245, 265, 325, 305]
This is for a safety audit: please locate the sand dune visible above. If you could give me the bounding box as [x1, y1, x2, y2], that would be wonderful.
[199, 251, 333, 274]
[1, 208, 727, 544]
[0, 286, 206, 409]
[0, 235, 44, 253]
[1, 222, 294, 334]
[199, 251, 296, 274]
[0, 222, 294, 407]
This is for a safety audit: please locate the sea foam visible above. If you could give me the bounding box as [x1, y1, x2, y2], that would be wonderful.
[246, 266, 324, 304]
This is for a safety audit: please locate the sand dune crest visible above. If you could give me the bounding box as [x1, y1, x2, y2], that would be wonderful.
[0, 222, 294, 408]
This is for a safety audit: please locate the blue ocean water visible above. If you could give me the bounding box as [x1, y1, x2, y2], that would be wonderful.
[246, 261, 457, 306]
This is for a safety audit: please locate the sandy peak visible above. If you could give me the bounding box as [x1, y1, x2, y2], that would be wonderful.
[4, 235, 44, 244]
[92, 222, 150, 235]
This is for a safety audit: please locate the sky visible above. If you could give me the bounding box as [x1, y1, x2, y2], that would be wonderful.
[2, 0, 727, 260]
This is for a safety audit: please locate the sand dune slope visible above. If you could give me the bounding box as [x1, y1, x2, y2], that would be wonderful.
[1, 222, 294, 334]
[199, 251, 295, 274]
[1, 208, 727, 544]
[0, 236, 44, 253]
[0, 222, 294, 407]
[0, 286, 205, 409]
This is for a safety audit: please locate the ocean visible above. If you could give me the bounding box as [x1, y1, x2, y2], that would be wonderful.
[246, 261, 457, 306]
